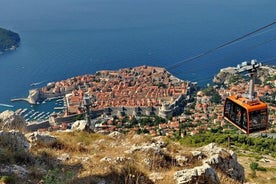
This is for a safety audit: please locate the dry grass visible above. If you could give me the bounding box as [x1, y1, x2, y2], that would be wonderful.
[217, 171, 242, 184]
[31, 131, 185, 183]
[238, 155, 276, 184]
[26, 131, 276, 184]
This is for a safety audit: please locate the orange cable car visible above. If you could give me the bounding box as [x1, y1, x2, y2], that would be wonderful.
[223, 60, 268, 135]
[223, 95, 268, 135]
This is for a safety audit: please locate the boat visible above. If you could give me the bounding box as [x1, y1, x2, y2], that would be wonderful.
[19, 108, 28, 115]
[15, 109, 22, 114]
[0, 103, 14, 108]
[29, 111, 39, 119]
[33, 112, 45, 120]
[24, 110, 34, 118]
[54, 107, 66, 110]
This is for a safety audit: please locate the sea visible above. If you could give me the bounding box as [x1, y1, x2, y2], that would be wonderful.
[0, 0, 275, 115]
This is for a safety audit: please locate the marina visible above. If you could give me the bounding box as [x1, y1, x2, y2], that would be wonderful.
[11, 98, 65, 123]
[20, 109, 52, 122]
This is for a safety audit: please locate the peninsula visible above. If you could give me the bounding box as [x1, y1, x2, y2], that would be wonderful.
[0, 27, 20, 54]
[19, 66, 196, 122]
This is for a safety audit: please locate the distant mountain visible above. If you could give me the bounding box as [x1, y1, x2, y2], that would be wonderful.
[0, 27, 20, 53]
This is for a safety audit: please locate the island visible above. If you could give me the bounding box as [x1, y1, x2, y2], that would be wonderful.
[0, 27, 20, 54]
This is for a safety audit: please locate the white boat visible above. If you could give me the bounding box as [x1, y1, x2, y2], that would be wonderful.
[24, 110, 34, 118]
[29, 111, 39, 118]
[54, 107, 66, 110]
[20, 108, 28, 115]
[0, 103, 14, 108]
[34, 112, 45, 120]
[15, 109, 22, 114]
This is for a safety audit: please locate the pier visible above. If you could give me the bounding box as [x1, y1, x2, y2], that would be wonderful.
[10, 98, 30, 103]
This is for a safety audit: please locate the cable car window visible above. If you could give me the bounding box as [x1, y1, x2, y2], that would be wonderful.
[249, 109, 267, 131]
[224, 99, 247, 131]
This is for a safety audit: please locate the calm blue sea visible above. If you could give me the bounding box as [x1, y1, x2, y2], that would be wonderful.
[0, 0, 275, 113]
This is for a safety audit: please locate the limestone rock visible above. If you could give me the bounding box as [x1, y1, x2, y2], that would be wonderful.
[149, 172, 164, 182]
[57, 153, 70, 162]
[25, 132, 57, 146]
[126, 137, 166, 154]
[0, 110, 26, 131]
[71, 120, 87, 131]
[114, 156, 129, 163]
[175, 155, 189, 167]
[100, 157, 112, 163]
[201, 143, 245, 182]
[151, 136, 167, 148]
[0, 130, 30, 152]
[108, 131, 122, 138]
[174, 163, 220, 184]
[0, 131, 32, 180]
[191, 151, 203, 159]
[0, 164, 29, 179]
[143, 158, 152, 167]
[126, 142, 160, 154]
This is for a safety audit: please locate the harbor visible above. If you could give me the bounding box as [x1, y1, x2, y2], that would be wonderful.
[15, 108, 52, 122]
[10, 97, 66, 124]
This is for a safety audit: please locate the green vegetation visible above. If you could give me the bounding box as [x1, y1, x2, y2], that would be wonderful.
[0, 175, 16, 184]
[43, 168, 73, 184]
[250, 162, 267, 172]
[228, 74, 244, 85]
[177, 132, 276, 157]
[202, 86, 222, 104]
[0, 27, 20, 52]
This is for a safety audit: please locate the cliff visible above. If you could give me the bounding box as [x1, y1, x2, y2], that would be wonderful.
[213, 65, 276, 86]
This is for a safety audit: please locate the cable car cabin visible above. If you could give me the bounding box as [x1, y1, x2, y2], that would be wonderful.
[223, 95, 268, 135]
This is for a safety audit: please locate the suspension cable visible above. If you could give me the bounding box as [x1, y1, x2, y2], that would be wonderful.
[167, 20, 276, 70]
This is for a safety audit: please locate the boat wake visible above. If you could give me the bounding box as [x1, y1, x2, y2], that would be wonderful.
[30, 80, 45, 87]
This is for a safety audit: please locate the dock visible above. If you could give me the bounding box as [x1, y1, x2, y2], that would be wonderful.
[10, 98, 30, 103]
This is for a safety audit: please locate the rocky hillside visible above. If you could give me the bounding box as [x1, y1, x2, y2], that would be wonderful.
[1, 109, 275, 183]
[213, 65, 276, 86]
[0, 110, 26, 131]
[0, 128, 248, 184]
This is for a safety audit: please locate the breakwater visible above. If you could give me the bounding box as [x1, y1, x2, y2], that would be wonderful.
[10, 98, 31, 103]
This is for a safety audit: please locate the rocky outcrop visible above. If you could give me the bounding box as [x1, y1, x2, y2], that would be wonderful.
[71, 120, 87, 131]
[213, 67, 237, 85]
[125, 136, 166, 154]
[0, 131, 31, 181]
[201, 143, 244, 182]
[174, 163, 220, 184]
[0, 110, 26, 131]
[0, 130, 30, 152]
[25, 132, 57, 146]
[174, 143, 244, 184]
[108, 131, 123, 138]
[213, 65, 276, 85]
[0, 164, 29, 179]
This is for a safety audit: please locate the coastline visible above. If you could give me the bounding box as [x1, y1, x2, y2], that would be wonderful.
[0, 27, 20, 54]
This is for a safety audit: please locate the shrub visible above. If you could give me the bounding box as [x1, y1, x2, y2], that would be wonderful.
[250, 162, 259, 171]
[0, 175, 16, 184]
[43, 168, 72, 184]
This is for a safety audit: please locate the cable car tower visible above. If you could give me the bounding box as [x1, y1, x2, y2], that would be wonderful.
[223, 59, 268, 135]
